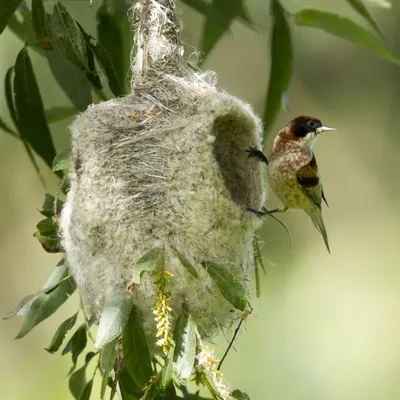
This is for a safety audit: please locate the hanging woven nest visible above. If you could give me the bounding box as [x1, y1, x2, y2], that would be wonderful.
[60, 0, 265, 349]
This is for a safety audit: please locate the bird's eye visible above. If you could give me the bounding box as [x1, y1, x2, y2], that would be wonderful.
[307, 120, 315, 128]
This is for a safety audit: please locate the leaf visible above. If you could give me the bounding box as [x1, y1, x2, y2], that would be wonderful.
[84, 40, 102, 90]
[51, 2, 88, 70]
[100, 338, 117, 398]
[132, 246, 164, 284]
[32, 0, 48, 43]
[46, 312, 78, 353]
[252, 238, 266, 275]
[5, 66, 18, 127]
[171, 247, 197, 278]
[96, 4, 125, 95]
[66, 324, 88, 367]
[0, 0, 21, 35]
[95, 287, 133, 349]
[203, 262, 247, 311]
[173, 314, 196, 380]
[80, 379, 93, 400]
[122, 307, 153, 389]
[0, 116, 18, 137]
[200, 0, 253, 58]
[14, 46, 57, 168]
[118, 365, 142, 400]
[46, 106, 76, 123]
[40, 193, 64, 217]
[232, 390, 250, 400]
[263, 0, 292, 137]
[46, 45, 93, 111]
[52, 148, 71, 171]
[362, 0, 391, 7]
[34, 220, 62, 251]
[36, 217, 58, 236]
[63, 320, 96, 355]
[346, 0, 384, 40]
[69, 365, 87, 400]
[15, 262, 76, 338]
[146, 347, 176, 400]
[295, 9, 400, 67]
[77, 25, 120, 96]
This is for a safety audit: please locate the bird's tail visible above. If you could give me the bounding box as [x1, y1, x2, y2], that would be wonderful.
[305, 207, 330, 253]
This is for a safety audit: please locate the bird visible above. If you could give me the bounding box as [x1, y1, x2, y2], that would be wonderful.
[247, 116, 335, 253]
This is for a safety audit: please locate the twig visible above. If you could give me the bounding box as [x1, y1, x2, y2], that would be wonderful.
[218, 304, 253, 371]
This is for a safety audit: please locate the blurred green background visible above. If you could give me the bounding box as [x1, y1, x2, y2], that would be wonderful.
[2, 0, 400, 399]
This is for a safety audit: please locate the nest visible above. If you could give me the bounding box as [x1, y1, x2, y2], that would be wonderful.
[60, 0, 265, 344]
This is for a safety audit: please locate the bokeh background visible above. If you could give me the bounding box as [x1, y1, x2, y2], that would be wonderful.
[2, 0, 400, 399]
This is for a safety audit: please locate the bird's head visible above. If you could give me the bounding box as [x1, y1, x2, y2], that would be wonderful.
[278, 116, 335, 151]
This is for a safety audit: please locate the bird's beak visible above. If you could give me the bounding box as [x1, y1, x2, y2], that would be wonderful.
[316, 125, 335, 134]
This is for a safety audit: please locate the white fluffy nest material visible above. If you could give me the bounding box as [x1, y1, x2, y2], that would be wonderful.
[60, 0, 266, 342]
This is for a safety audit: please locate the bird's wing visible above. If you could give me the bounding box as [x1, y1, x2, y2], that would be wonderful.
[296, 153, 326, 209]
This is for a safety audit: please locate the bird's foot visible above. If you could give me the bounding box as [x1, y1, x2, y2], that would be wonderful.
[246, 206, 287, 217]
[246, 147, 268, 165]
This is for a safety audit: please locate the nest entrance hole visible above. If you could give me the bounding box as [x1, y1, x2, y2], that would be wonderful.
[212, 115, 263, 209]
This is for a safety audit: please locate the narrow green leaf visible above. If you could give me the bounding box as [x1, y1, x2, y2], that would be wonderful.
[200, 0, 253, 58]
[232, 390, 250, 400]
[147, 347, 176, 400]
[100, 339, 117, 398]
[36, 217, 58, 236]
[66, 324, 88, 367]
[52, 2, 88, 70]
[96, 3, 125, 95]
[295, 9, 400, 67]
[173, 313, 196, 379]
[171, 247, 198, 278]
[77, 21, 122, 96]
[46, 106, 76, 123]
[34, 232, 62, 253]
[63, 320, 96, 355]
[95, 287, 133, 349]
[0, 0, 21, 35]
[52, 148, 71, 172]
[5, 66, 18, 127]
[346, 0, 384, 40]
[0, 116, 18, 137]
[100, 338, 117, 373]
[69, 365, 87, 400]
[80, 379, 93, 400]
[363, 0, 391, 7]
[32, 0, 48, 42]
[9, 59, 47, 185]
[118, 365, 142, 400]
[46, 312, 78, 353]
[40, 193, 64, 217]
[132, 246, 164, 284]
[16, 263, 76, 338]
[263, 0, 292, 137]
[252, 238, 266, 275]
[203, 262, 247, 311]
[46, 46, 93, 111]
[122, 307, 153, 389]
[14, 46, 56, 168]
[85, 40, 102, 90]
[43, 9, 91, 110]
